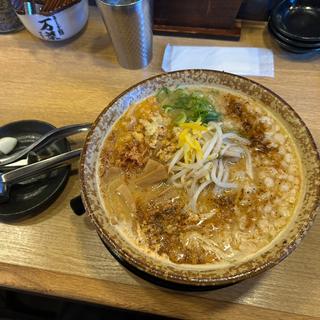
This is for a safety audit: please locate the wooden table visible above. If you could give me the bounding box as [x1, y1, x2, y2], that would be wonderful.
[0, 7, 320, 320]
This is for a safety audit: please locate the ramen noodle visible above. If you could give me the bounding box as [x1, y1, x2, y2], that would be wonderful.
[99, 86, 302, 265]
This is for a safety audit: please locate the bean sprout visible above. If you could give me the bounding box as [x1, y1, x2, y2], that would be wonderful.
[168, 123, 253, 210]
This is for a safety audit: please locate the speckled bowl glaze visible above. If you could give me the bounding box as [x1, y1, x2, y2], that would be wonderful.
[80, 70, 320, 287]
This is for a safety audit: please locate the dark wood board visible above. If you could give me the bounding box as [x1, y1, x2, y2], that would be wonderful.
[153, 22, 241, 41]
[153, 0, 243, 40]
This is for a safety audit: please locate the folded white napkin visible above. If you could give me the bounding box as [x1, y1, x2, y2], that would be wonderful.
[162, 44, 274, 78]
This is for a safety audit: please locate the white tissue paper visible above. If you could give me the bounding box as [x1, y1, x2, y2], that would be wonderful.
[162, 44, 274, 77]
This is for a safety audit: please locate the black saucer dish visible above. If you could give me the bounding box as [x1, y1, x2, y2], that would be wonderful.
[268, 22, 320, 53]
[270, 0, 320, 42]
[268, 20, 320, 49]
[0, 120, 71, 221]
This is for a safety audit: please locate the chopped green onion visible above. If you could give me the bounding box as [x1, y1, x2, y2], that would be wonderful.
[156, 87, 170, 103]
[174, 112, 187, 124]
[163, 105, 173, 113]
[203, 111, 221, 123]
[156, 87, 221, 124]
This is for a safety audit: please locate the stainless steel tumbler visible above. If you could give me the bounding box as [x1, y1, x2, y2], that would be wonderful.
[96, 0, 153, 69]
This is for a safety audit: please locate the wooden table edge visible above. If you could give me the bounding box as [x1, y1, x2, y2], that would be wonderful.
[0, 262, 318, 320]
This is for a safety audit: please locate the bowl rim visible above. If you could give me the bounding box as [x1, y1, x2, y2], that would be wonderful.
[80, 69, 320, 286]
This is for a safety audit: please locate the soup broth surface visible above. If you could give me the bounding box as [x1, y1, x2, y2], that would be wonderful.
[99, 86, 302, 265]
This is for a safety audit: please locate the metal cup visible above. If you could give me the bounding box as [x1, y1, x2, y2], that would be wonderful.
[96, 0, 153, 69]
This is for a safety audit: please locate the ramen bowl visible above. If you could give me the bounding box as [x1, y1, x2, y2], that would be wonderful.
[80, 70, 320, 287]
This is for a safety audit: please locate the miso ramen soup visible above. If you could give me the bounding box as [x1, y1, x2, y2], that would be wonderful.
[98, 86, 302, 265]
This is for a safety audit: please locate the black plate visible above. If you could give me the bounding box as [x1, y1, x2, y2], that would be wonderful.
[268, 23, 320, 53]
[0, 120, 70, 221]
[270, 0, 320, 42]
[269, 19, 320, 48]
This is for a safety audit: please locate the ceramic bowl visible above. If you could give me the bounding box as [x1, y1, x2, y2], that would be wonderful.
[17, 0, 88, 41]
[80, 70, 320, 287]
